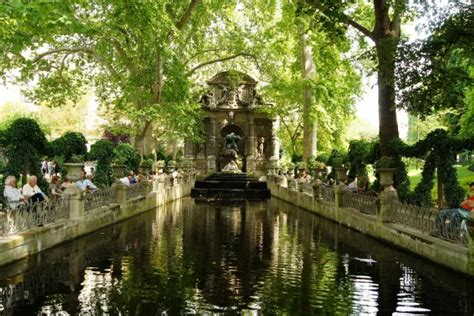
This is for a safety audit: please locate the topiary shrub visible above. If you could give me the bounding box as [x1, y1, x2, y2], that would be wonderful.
[50, 132, 87, 162]
[113, 143, 140, 172]
[89, 140, 114, 188]
[0, 118, 49, 191]
[347, 140, 371, 179]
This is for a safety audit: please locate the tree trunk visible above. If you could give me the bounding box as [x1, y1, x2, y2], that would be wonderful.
[376, 36, 400, 156]
[299, 24, 317, 161]
[134, 122, 154, 158]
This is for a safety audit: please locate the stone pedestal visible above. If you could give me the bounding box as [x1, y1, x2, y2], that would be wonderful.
[112, 181, 127, 209]
[207, 155, 217, 174]
[246, 155, 256, 173]
[63, 185, 84, 219]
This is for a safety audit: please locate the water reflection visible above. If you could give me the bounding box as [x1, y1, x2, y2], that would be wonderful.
[0, 198, 472, 314]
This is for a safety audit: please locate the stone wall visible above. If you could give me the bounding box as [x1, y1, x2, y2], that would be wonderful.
[0, 179, 194, 267]
[267, 180, 474, 277]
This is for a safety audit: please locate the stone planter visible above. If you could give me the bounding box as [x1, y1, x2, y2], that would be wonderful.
[377, 168, 396, 191]
[112, 164, 126, 178]
[334, 167, 348, 182]
[63, 162, 84, 181]
[139, 163, 150, 175]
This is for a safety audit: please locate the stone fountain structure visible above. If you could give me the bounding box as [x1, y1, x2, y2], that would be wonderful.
[188, 71, 276, 201]
[184, 71, 280, 177]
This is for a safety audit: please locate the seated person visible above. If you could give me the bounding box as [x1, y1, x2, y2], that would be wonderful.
[325, 176, 335, 187]
[75, 170, 98, 192]
[49, 175, 62, 198]
[120, 174, 133, 186]
[128, 171, 137, 184]
[435, 182, 474, 235]
[357, 175, 370, 194]
[22, 175, 47, 203]
[345, 177, 357, 192]
[3, 176, 26, 209]
[136, 174, 145, 183]
[61, 177, 72, 191]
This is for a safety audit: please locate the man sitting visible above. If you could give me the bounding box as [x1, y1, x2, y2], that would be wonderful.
[120, 173, 134, 186]
[75, 170, 97, 192]
[435, 182, 474, 238]
[3, 176, 26, 209]
[22, 175, 46, 203]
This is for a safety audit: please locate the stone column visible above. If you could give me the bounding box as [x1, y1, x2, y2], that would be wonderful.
[246, 118, 256, 173]
[143, 180, 152, 195]
[271, 118, 280, 160]
[208, 118, 217, 157]
[112, 181, 127, 209]
[64, 185, 84, 219]
[207, 155, 216, 174]
[247, 119, 255, 156]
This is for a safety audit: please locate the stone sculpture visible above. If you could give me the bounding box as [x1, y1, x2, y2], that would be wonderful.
[223, 132, 242, 153]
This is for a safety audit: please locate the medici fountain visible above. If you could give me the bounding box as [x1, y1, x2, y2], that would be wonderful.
[187, 71, 275, 200]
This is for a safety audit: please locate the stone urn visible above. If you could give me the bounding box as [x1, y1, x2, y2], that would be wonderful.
[139, 162, 149, 174]
[154, 160, 166, 172]
[334, 167, 348, 183]
[167, 160, 177, 173]
[377, 168, 396, 191]
[112, 164, 126, 178]
[63, 162, 84, 181]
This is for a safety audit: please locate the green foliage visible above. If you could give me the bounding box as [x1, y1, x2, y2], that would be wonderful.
[392, 129, 473, 207]
[0, 118, 49, 186]
[347, 140, 371, 178]
[89, 140, 114, 188]
[396, 5, 473, 134]
[50, 132, 87, 162]
[113, 143, 140, 172]
[307, 155, 325, 169]
[375, 156, 395, 169]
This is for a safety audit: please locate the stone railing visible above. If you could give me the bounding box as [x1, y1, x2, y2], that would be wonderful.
[0, 172, 196, 239]
[0, 198, 69, 237]
[84, 187, 117, 212]
[391, 202, 437, 234]
[342, 190, 378, 216]
[320, 185, 335, 202]
[126, 182, 147, 200]
[269, 175, 469, 246]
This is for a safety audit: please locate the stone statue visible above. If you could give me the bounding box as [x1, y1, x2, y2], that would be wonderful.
[223, 132, 242, 153]
[222, 159, 240, 173]
[257, 136, 265, 158]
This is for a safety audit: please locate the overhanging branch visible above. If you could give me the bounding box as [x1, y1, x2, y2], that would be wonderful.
[187, 53, 260, 75]
[31, 47, 123, 82]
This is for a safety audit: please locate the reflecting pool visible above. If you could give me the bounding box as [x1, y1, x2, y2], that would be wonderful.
[0, 197, 473, 314]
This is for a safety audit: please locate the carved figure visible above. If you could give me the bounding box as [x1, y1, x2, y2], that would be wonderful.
[257, 136, 265, 158]
[223, 132, 242, 153]
[222, 160, 240, 173]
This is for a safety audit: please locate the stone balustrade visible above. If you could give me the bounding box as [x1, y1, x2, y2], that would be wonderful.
[0, 173, 195, 267]
[267, 177, 474, 276]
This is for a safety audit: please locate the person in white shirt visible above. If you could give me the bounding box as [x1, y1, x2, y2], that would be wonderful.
[120, 174, 133, 186]
[22, 175, 46, 202]
[75, 170, 97, 192]
[3, 176, 26, 209]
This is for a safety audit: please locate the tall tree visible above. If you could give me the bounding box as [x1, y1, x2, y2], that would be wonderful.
[397, 4, 474, 138]
[305, 0, 411, 155]
[0, 1, 258, 154]
[298, 18, 318, 161]
[258, 1, 360, 160]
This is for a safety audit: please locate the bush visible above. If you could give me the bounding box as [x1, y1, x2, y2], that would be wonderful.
[89, 140, 114, 187]
[113, 143, 140, 172]
[0, 118, 49, 187]
[50, 132, 87, 162]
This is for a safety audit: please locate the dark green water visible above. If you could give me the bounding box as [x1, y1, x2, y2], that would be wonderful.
[0, 197, 473, 315]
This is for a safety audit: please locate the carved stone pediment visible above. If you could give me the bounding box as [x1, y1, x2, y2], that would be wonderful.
[200, 71, 265, 109]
